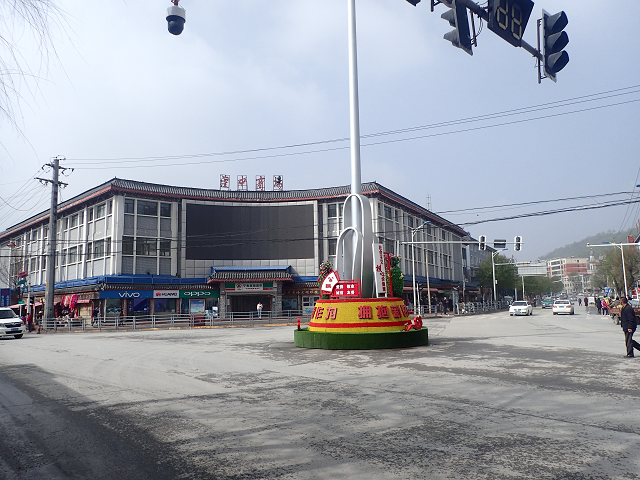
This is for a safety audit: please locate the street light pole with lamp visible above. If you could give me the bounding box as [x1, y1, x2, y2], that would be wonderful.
[410, 221, 430, 315]
[587, 241, 638, 298]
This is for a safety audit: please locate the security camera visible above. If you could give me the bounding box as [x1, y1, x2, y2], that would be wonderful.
[166, 3, 186, 36]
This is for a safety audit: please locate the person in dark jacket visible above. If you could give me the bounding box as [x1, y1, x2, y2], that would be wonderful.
[620, 297, 640, 357]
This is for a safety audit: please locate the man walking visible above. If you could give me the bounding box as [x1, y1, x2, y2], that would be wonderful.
[257, 302, 263, 319]
[620, 297, 640, 358]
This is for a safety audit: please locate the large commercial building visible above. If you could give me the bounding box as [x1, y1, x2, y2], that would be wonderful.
[0, 178, 476, 320]
[546, 257, 590, 294]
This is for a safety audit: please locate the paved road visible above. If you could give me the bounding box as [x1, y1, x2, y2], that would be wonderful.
[0, 307, 638, 479]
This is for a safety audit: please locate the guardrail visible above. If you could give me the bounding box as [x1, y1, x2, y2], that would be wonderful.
[40, 310, 311, 332]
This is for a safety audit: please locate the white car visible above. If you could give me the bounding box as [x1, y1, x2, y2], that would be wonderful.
[552, 300, 574, 315]
[509, 301, 533, 316]
[0, 307, 26, 338]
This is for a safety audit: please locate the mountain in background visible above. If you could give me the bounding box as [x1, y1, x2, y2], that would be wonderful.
[540, 228, 638, 260]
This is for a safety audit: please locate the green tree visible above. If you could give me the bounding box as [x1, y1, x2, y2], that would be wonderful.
[595, 247, 640, 296]
[477, 255, 519, 297]
[524, 275, 562, 297]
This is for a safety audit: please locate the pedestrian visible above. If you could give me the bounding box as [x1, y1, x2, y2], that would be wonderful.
[257, 302, 263, 319]
[584, 296, 588, 309]
[619, 297, 640, 358]
[595, 296, 601, 315]
[578, 298, 582, 306]
[441, 297, 448, 315]
[601, 298, 608, 316]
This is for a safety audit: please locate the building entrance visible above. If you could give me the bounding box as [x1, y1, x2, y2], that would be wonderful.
[230, 295, 272, 313]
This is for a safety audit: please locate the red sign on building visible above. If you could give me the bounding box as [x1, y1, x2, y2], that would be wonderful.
[256, 175, 266, 191]
[220, 174, 230, 190]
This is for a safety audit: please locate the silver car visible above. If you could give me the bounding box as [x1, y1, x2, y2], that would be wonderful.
[0, 307, 26, 339]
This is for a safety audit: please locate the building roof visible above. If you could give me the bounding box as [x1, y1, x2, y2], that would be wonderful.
[1, 178, 468, 240]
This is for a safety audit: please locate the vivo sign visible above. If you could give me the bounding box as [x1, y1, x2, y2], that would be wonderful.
[99, 290, 154, 299]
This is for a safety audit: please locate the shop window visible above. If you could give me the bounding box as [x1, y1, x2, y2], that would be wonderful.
[106, 299, 123, 315]
[137, 200, 158, 216]
[159, 240, 171, 256]
[136, 238, 157, 256]
[96, 204, 106, 219]
[124, 198, 135, 214]
[122, 236, 134, 256]
[160, 203, 171, 217]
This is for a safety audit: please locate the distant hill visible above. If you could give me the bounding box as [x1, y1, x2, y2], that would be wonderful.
[540, 229, 638, 260]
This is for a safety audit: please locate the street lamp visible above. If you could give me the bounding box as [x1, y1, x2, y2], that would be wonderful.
[587, 242, 634, 298]
[411, 221, 430, 315]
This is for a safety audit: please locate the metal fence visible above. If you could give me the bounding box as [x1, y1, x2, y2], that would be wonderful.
[414, 301, 510, 317]
[39, 310, 310, 332]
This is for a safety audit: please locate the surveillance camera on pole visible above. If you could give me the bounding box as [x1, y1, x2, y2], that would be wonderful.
[167, 0, 186, 36]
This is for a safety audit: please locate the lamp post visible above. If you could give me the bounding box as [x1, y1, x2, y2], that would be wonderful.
[411, 221, 430, 315]
[587, 242, 636, 298]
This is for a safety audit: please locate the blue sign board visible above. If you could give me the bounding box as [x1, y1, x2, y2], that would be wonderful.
[99, 290, 154, 299]
[1, 289, 10, 307]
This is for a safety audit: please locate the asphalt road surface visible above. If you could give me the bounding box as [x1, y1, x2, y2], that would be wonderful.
[1, 306, 639, 479]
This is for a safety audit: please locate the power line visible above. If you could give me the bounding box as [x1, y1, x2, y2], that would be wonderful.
[64, 85, 640, 170]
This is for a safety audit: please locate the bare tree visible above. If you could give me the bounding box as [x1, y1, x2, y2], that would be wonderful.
[0, 0, 66, 136]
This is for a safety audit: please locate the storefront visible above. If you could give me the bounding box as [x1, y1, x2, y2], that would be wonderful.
[179, 289, 219, 315]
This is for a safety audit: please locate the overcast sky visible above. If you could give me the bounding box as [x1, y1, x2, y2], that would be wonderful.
[1, 0, 639, 261]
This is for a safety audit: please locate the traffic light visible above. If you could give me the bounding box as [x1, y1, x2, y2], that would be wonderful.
[494, 239, 507, 249]
[479, 235, 486, 251]
[542, 10, 569, 82]
[441, 0, 473, 56]
[514, 236, 522, 251]
[487, 0, 534, 47]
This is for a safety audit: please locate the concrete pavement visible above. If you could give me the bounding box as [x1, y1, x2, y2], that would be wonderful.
[0, 307, 638, 479]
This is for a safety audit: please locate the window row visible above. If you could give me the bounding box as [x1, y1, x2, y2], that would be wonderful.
[122, 237, 171, 257]
[124, 199, 171, 217]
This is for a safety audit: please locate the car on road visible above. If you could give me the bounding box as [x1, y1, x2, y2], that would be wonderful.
[541, 297, 554, 309]
[509, 301, 533, 316]
[0, 307, 26, 338]
[552, 300, 574, 315]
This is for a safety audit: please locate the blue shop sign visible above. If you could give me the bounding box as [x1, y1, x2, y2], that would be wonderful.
[99, 290, 154, 299]
[1, 288, 10, 307]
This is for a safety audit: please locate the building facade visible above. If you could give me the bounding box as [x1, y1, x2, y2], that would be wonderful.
[0, 178, 470, 319]
[546, 257, 589, 294]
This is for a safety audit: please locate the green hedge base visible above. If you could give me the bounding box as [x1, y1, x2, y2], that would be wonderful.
[293, 328, 428, 350]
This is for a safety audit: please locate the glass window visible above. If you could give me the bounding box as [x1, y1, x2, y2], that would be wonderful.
[160, 203, 171, 217]
[137, 200, 158, 216]
[122, 236, 134, 256]
[68, 246, 77, 264]
[61, 249, 67, 265]
[408, 216, 414, 228]
[86, 242, 92, 260]
[384, 206, 392, 219]
[88, 207, 94, 221]
[107, 200, 113, 215]
[105, 237, 111, 257]
[328, 238, 337, 256]
[136, 238, 157, 256]
[79, 211, 84, 224]
[64, 217, 69, 230]
[328, 204, 337, 218]
[30, 257, 37, 272]
[70, 214, 78, 228]
[124, 198, 135, 214]
[94, 240, 105, 258]
[96, 204, 106, 218]
[159, 240, 171, 257]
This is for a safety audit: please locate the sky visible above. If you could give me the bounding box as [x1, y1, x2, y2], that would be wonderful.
[1, 0, 639, 262]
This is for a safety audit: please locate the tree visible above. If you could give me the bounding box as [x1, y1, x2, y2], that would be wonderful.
[595, 247, 640, 296]
[477, 254, 519, 298]
[0, 0, 66, 136]
[523, 275, 562, 297]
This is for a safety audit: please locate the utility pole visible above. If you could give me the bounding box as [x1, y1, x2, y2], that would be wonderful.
[36, 156, 70, 328]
